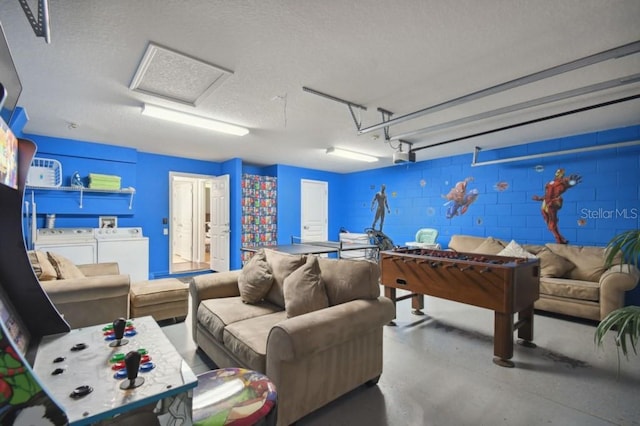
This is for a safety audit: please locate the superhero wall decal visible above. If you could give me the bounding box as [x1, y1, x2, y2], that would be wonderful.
[443, 177, 479, 219]
[532, 168, 581, 244]
[370, 184, 391, 231]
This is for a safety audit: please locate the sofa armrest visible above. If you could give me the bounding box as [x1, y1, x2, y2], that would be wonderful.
[77, 262, 120, 277]
[189, 270, 241, 341]
[599, 264, 640, 319]
[41, 274, 130, 304]
[267, 297, 395, 361]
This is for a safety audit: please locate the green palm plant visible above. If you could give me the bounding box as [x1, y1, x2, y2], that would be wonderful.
[594, 229, 640, 371]
[603, 229, 640, 270]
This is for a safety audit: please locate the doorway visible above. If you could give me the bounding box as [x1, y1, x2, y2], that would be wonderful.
[169, 172, 229, 274]
[301, 179, 328, 242]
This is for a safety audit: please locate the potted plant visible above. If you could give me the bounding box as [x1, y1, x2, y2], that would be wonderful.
[594, 229, 640, 370]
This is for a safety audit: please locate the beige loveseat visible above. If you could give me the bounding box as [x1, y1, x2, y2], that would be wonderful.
[29, 251, 130, 328]
[190, 249, 395, 426]
[447, 235, 640, 321]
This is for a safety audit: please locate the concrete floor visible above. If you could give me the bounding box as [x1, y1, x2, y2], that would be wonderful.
[161, 290, 640, 426]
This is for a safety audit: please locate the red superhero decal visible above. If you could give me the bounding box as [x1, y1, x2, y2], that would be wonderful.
[532, 168, 581, 244]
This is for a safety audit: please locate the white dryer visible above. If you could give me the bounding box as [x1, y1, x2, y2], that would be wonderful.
[34, 228, 98, 265]
[94, 227, 149, 282]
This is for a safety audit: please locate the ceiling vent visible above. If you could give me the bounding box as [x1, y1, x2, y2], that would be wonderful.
[129, 43, 233, 106]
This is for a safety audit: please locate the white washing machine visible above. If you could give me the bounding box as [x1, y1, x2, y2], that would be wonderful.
[34, 228, 98, 265]
[94, 227, 149, 282]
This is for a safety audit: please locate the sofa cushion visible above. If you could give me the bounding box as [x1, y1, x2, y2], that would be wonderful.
[197, 296, 282, 342]
[283, 256, 329, 318]
[28, 250, 58, 281]
[522, 244, 546, 255]
[536, 248, 576, 278]
[545, 244, 609, 282]
[317, 257, 380, 306]
[539, 277, 599, 302]
[238, 249, 273, 303]
[470, 237, 506, 255]
[448, 234, 488, 252]
[47, 252, 85, 280]
[263, 249, 306, 308]
[223, 311, 288, 373]
[498, 240, 537, 259]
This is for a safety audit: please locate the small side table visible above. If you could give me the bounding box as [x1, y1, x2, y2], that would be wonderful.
[193, 368, 277, 426]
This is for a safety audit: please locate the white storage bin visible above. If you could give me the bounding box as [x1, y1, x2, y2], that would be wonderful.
[27, 158, 63, 187]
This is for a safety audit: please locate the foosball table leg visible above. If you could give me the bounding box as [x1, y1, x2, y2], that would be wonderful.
[411, 294, 424, 316]
[492, 306, 537, 367]
[516, 305, 537, 349]
[493, 312, 515, 368]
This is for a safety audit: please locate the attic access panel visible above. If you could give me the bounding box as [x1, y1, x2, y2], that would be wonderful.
[129, 43, 233, 106]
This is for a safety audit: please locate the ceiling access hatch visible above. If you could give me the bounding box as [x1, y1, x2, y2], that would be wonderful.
[129, 42, 233, 106]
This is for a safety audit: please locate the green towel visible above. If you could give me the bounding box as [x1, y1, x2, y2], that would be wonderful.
[88, 173, 121, 189]
[89, 182, 121, 190]
[89, 173, 121, 184]
[89, 173, 121, 181]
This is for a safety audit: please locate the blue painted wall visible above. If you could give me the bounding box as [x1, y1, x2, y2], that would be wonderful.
[14, 119, 640, 305]
[341, 125, 640, 304]
[135, 151, 223, 276]
[341, 125, 640, 247]
[272, 164, 344, 242]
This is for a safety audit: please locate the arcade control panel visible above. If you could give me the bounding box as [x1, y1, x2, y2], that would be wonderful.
[32, 316, 197, 425]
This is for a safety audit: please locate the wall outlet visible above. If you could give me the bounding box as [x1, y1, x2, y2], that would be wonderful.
[163, 228, 168, 235]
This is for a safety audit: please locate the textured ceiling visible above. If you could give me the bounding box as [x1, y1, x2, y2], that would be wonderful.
[1, 0, 639, 173]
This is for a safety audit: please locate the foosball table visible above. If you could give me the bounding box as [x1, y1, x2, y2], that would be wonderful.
[380, 247, 540, 367]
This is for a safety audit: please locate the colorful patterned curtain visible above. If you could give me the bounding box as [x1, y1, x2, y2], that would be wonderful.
[241, 174, 277, 262]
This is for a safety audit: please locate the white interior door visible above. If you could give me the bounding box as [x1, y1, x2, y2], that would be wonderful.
[210, 174, 230, 272]
[174, 180, 193, 260]
[301, 179, 328, 242]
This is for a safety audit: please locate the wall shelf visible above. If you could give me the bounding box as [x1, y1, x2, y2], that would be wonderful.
[26, 185, 136, 209]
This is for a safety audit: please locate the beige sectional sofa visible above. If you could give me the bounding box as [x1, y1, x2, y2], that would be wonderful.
[29, 251, 130, 328]
[447, 235, 640, 321]
[190, 249, 395, 426]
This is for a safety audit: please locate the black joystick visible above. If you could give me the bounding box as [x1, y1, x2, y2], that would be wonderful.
[109, 318, 129, 347]
[119, 350, 145, 390]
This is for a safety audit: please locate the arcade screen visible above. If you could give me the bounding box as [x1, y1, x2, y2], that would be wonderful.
[0, 117, 18, 189]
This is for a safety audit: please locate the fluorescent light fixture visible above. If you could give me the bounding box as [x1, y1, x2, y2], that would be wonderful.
[326, 147, 378, 162]
[141, 103, 249, 136]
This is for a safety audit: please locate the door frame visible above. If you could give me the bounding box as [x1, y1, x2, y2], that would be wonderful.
[169, 171, 219, 274]
[301, 179, 328, 242]
[209, 174, 230, 272]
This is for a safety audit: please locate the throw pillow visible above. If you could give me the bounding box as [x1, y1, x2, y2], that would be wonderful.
[545, 244, 610, 282]
[470, 237, 506, 255]
[522, 244, 545, 255]
[283, 256, 329, 318]
[497, 240, 537, 259]
[263, 249, 306, 308]
[318, 257, 380, 306]
[238, 249, 273, 303]
[536, 248, 575, 278]
[28, 250, 57, 281]
[46, 252, 85, 280]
